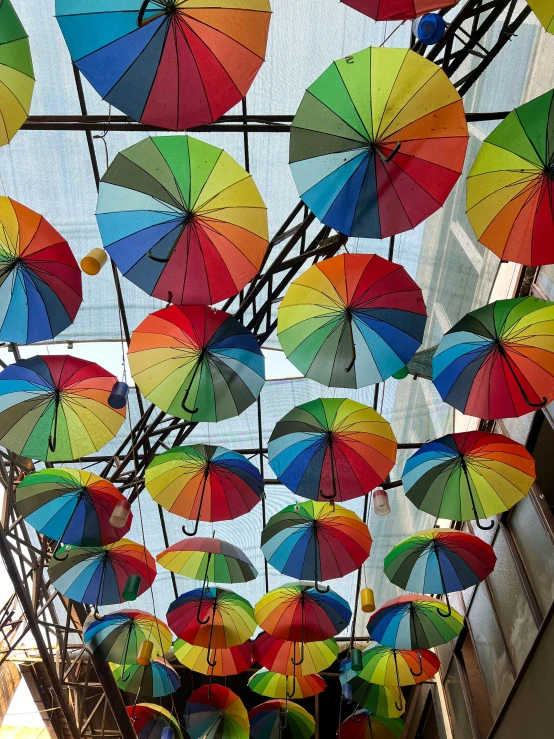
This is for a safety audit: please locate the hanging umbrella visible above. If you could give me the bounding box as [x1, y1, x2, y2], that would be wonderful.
[48, 538, 156, 609]
[278, 254, 427, 388]
[253, 632, 338, 676]
[174, 638, 253, 677]
[261, 500, 371, 588]
[367, 595, 464, 652]
[0, 0, 34, 146]
[157, 536, 257, 583]
[128, 704, 183, 739]
[128, 305, 265, 423]
[146, 445, 263, 535]
[96, 135, 268, 305]
[249, 669, 326, 700]
[254, 584, 352, 643]
[55, 1, 271, 131]
[84, 610, 172, 664]
[16, 468, 132, 549]
[341, 0, 456, 20]
[402, 431, 535, 529]
[0, 355, 126, 462]
[432, 297, 554, 419]
[345, 682, 405, 719]
[467, 89, 554, 266]
[268, 398, 396, 502]
[338, 710, 404, 739]
[289, 47, 468, 239]
[250, 700, 315, 739]
[166, 587, 256, 655]
[384, 528, 497, 615]
[0, 197, 82, 343]
[111, 658, 180, 697]
[185, 684, 249, 739]
[526, 0, 554, 33]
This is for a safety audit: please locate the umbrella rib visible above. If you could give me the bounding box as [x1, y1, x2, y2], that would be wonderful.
[181, 8, 270, 63]
[377, 67, 443, 142]
[372, 50, 411, 141]
[117, 152, 187, 212]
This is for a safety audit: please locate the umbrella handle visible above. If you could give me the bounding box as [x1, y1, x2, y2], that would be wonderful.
[394, 695, 404, 712]
[147, 248, 171, 263]
[461, 461, 495, 530]
[278, 708, 288, 730]
[433, 543, 454, 618]
[313, 532, 330, 594]
[286, 675, 297, 700]
[93, 608, 105, 622]
[195, 587, 211, 625]
[314, 580, 330, 594]
[181, 352, 204, 414]
[182, 470, 209, 537]
[410, 650, 424, 678]
[320, 439, 338, 500]
[182, 516, 200, 537]
[377, 142, 401, 164]
[48, 392, 61, 453]
[498, 344, 548, 408]
[367, 717, 374, 739]
[291, 640, 304, 666]
[137, 0, 153, 27]
[206, 648, 217, 668]
[52, 544, 69, 562]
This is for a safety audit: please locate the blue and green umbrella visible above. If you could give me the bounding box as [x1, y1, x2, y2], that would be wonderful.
[112, 659, 180, 697]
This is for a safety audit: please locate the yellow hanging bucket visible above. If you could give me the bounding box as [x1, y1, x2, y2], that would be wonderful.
[81, 248, 108, 275]
[136, 640, 153, 666]
[361, 588, 375, 613]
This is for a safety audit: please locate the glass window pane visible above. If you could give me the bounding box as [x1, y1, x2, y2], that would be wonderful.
[467, 584, 514, 717]
[444, 660, 474, 739]
[510, 495, 554, 617]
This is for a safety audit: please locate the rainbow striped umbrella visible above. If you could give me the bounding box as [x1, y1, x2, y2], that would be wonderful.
[157, 536, 257, 583]
[338, 710, 404, 739]
[249, 669, 326, 700]
[16, 468, 131, 548]
[268, 398, 397, 502]
[84, 610, 172, 664]
[185, 684, 249, 739]
[112, 659, 179, 697]
[253, 632, 338, 676]
[129, 305, 265, 423]
[402, 431, 535, 528]
[342, 645, 439, 695]
[128, 704, 183, 739]
[261, 501, 371, 587]
[344, 682, 405, 719]
[146, 445, 263, 535]
[174, 639, 253, 677]
[249, 700, 315, 739]
[0, 0, 34, 146]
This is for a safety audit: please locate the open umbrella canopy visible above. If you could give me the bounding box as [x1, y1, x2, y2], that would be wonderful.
[253, 631, 338, 676]
[249, 669, 326, 699]
[402, 431, 536, 523]
[167, 587, 256, 649]
[290, 47, 467, 239]
[157, 536, 257, 583]
[344, 681, 405, 719]
[250, 700, 315, 739]
[48, 539, 156, 607]
[129, 305, 265, 423]
[128, 704, 183, 739]
[0, 197, 82, 343]
[174, 638, 253, 676]
[185, 684, 249, 739]
[55, 1, 271, 130]
[0, 0, 33, 146]
[467, 89, 554, 266]
[261, 500, 371, 584]
[112, 659, 180, 697]
[16, 468, 132, 547]
[341, 0, 457, 20]
[268, 398, 396, 502]
[433, 297, 554, 419]
[254, 583, 351, 642]
[0, 355, 125, 462]
[520, 0, 554, 35]
[84, 610, 172, 664]
[344, 645, 440, 689]
[367, 595, 464, 650]
[338, 711, 404, 739]
[277, 254, 427, 388]
[96, 135, 268, 305]
[145, 445, 263, 535]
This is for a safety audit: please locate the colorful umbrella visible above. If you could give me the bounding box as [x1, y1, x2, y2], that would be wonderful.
[526, 0, 554, 33]
[249, 700, 315, 739]
[278, 254, 427, 388]
[338, 710, 404, 739]
[0, 355, 126, 462]
[367, 595, 464, 651]
[112, 659, 180, 697]
[384, 528, 496, 615]
[249, 669, 326, 700]
[84, 610, 172, 664]
[341, 0, 457, 20]
[0, 197, 82, 343]
[128, 704, 183, 739]
[55, 1, 271, 131]
[432, 297, 554, 419]
[174, 638, 253, 677]
[145, 445, 263, 535]
[166, 587, 256, 653]
[268, 398, 396, 502]
[16, 468, 132, 549]
[97, 135, 268, 305]
[290, 47, 468, 239]
[467, 89, 554, 266]
[185, 684, 249, 739]
[157, 536, 257, 584]
[261, 500, 371, 588]
[402, 431, 536, 527]
[0, 0, 34, 146]
[48, 538, 156, 608]
[254, 584, 352, 642]
[345, 645, 440, 696]
[253, 632, 338, 676]
[129, 305, 265, 423]
[344, 682, 405, 719]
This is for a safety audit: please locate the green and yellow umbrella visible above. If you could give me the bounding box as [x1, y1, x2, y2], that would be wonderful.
[0, 0, 34, 146]
[249, 668, 326, 700]
[344, 681, 405, 719]
[338, 710, 404, 739]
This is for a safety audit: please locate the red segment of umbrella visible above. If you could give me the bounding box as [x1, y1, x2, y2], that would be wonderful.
[341, 0, 457, 21]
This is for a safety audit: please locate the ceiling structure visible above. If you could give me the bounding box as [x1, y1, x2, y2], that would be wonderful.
[0, 0, 550, 737]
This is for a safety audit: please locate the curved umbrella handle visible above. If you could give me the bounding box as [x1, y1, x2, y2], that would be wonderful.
[410, 650, 424, 678]
[475, 518, 495, 531]
[278, 708, 288, 730]
[182, 516, 201, 537]
[394, 695, 404, 712]
[314, 579, 330, 594]
[206, 649, 217, 668]
[52, 544, 69, 562]
[286, 676, 297, 700]
[183, 472, 209, 537]
[195, 589, 211, 625]
[291, 640, 304, 666]
[93, 609, 105, 622]
[181, 353, 204, 414]
[137, 0, 152, 27]
[147, 248, 171, 263]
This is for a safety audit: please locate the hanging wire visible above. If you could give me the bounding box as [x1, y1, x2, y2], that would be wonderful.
[93, 104, 112, 171]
